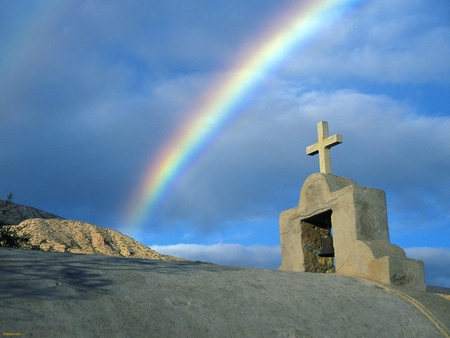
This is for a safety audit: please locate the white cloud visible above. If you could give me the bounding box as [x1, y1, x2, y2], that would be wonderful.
[283, 0, 450, 83]
[152, 244, 450, 288]
[154, 86, 450, 233]
[405, 247, 450, 287]
[152, 243, 281, 269]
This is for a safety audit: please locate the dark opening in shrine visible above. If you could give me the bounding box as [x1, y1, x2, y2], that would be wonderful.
[300, 210, 335, 273]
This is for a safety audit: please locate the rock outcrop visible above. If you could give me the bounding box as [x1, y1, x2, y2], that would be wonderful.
[2, 219, 186, 261]
[0, 199, 186, 262]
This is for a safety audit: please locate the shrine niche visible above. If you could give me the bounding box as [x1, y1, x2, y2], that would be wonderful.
[279, 121, 425, 291]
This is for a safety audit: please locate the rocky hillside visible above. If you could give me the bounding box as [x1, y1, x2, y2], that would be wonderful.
[2, 219, 186, 261]
[0, 199, 186, 262]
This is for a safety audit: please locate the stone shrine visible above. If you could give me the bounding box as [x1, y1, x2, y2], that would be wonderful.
[279, 121, 426, 290]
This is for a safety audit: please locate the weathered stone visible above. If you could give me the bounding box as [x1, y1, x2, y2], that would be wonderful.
[1, 247, 448, 338]
[279, 173, 426, 291]
[301, 223, 322, 249]
[299, 221, 335, 273]
[306, 121, 342, 174]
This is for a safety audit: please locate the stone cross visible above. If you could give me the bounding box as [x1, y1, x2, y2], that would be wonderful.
[306, 121, 342, 174]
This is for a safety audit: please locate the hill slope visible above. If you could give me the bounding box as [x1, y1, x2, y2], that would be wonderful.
[1, 247, 448, 338]
[5, 218, 186, 261]
[0, 200, 185, 262]
[0, 199, 63, 225]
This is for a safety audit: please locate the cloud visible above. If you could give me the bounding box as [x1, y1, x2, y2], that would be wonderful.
[152, 243, 281, 269]
[0, 0, 448, 271]
[1, 49, 449, 239]
[48, 1, 295, 78]
[0, 71, 216, 226]
[405, 247, 450, 288]
[282, 0, 450, 83]
[151, 86, 450, 235]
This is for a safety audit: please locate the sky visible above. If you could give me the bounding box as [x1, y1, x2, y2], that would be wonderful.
[0, 0, 449, 287]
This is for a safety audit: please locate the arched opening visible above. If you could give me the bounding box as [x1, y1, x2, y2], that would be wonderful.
[300, 210, 335, 273]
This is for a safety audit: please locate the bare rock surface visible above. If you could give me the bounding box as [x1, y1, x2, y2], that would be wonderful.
[1, 247, 449, 338]
[4, 219, 186, 262]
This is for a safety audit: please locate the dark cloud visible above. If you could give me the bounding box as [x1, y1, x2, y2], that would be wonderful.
[0, 0, 448, 286]
[148, 88, 450, 234]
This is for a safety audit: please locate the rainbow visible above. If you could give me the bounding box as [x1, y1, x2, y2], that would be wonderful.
[125, 0, 362, 230]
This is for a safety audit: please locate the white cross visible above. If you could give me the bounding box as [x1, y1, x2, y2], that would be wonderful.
[306, 121, 343, 174]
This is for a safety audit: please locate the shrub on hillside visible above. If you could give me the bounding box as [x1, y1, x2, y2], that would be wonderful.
[0, 193, 37, 249]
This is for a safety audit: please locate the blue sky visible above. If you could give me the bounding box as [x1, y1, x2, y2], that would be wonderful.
[0, 0, 449, 287]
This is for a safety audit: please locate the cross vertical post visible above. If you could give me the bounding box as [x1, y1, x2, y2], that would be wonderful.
[306, 121, 342, 174]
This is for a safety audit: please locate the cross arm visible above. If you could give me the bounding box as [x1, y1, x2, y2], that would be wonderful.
[306, 144, 319, 156]
[327, 134, 343, 148]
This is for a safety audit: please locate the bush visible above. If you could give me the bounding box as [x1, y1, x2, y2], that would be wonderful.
[0, 193, 37, 249]
[0, 226, 32, 248]
[0, 192, 13, 226]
